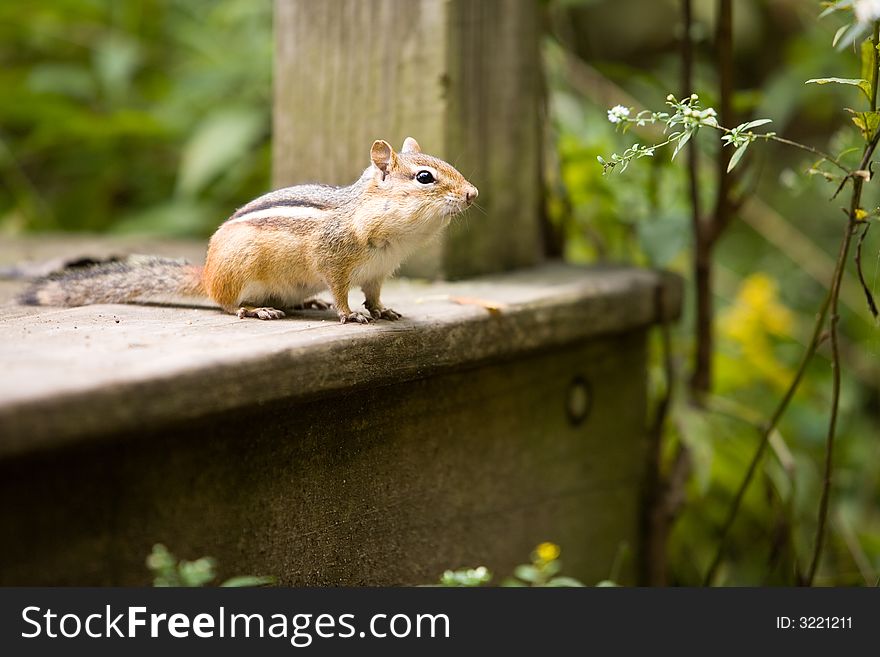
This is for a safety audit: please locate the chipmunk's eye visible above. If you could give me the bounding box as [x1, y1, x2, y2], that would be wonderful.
[415, 170, 435, 184]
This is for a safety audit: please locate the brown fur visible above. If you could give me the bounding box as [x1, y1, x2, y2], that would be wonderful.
[20, 257, 204, 307]
[20, 138, 478, 323]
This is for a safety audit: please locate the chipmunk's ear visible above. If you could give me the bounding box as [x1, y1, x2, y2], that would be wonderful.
[371, 140, 398, 179]
[401, 137, 421, 154]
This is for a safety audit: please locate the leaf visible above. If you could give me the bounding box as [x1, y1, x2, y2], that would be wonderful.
[513, 564, 541, 583]
[176, 108, 266, 197]
[727, 143, 750, 172]
[819, 0, 853, 20]
[93, 35, 142, 102]
[113, 200, 217, 236]
[671, 129, 693, 161]
[805, 77, 872, 100]
[832, 24, 851, 49]
[27, 64, 97, 101]
[850, 110, 880, 140]
[595, 579, 621, 587]
[499, 577, 527, 587]
[737, 118, 773, 131]
[221, 576, 276, 587]
[861, 39, 877, 101]
[819, 0, 853, 18]
[835, 22, 870, 51]
[637, 213, 689, 267]
[544, 576, 587, 587]
[448, 295, 508, 315]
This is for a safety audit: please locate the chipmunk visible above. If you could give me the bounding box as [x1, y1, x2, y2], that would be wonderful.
[20, 137, 478, 323]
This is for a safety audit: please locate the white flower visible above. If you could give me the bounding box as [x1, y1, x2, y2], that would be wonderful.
[855, 0, 880, 23]
[607, 105, 631, 124]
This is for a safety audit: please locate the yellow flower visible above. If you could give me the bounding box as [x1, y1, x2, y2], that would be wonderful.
[535, 542, 561, 563]
[719, 274, 794, 390]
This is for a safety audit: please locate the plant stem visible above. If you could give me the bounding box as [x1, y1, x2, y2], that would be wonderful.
[709, 0, 735, 246]
[709, 126, 849, 174]
[806, 21, 880, 586]
[806, 219, 855, 585]
[681, 0, 711, 400]
[702, 288, 832, 586]
[854, 222, 878, 318]
[806, 24, 880, 582]
[704, 40, 880, 585]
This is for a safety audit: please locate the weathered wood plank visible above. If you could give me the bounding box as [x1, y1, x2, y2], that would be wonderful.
[0, 237, 680, 456]
[0, 331, 647, 586]
[273, 0, 543, 278]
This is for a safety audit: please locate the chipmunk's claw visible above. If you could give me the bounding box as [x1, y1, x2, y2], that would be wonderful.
[368, 307, 402, 320]
[238, 306, 286, 320]
[340, 311, 371, 324]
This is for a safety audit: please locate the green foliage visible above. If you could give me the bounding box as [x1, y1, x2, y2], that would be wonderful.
[601, 94, 777, 175]
[146, 543, 274, 587]
[436, 543, 593, 587]
[0, 0, 272, 236]
[547, 0, 880, 585]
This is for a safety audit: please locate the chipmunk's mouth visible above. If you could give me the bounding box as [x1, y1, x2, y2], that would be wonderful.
[442, 195, 471, 216]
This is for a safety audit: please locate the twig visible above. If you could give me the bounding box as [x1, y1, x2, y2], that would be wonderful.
[704, 23, 880, 585]
[709, 126, 849, 174]
[702, 288, 833, 585]
[834, 512, 877, 585]
[683, 0, 712, 399]
[854, 222, 878, 319]
[708, 0, 735, 246]
[807, 23, 880, 584]
[806, 219, 856, 585]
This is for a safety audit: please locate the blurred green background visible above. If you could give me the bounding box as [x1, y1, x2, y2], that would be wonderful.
[0, 0, 271, 237]
[1, 0, 877, 585]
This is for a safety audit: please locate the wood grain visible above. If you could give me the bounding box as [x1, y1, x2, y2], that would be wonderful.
[0, 236, 681, 457]
[273, 0, 543, 278]
[0, 236, 681, 586]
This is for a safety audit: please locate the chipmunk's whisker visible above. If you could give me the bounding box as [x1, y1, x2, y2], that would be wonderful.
[470, 201, 487, 216]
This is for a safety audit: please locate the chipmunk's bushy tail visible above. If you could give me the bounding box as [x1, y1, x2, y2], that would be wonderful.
[19, 256, 205, 307]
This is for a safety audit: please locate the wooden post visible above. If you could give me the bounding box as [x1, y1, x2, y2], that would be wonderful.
[273, 0, 544, 279]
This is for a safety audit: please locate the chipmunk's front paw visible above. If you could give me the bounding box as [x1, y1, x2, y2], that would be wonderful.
[237, 306, 286, 320]
[368, 306, 402, 321]
[339, 311, 371, 324]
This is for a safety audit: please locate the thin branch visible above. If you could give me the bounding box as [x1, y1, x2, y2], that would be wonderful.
[708, 0, 735, 246]
[682, 0, 712, 399]
[854, 222, 879, 319]
[808, 25, 880, 583]
[709, 126, 849, 174]
[806, 219, 856, 585]
[701, 286, 832, 585]
[705, 78, 880, 586]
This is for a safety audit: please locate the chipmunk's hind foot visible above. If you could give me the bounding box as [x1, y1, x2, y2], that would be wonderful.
[368, 307, 402, 320]
[293, 297, 333, 311]
[237, 306, 286, 320]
